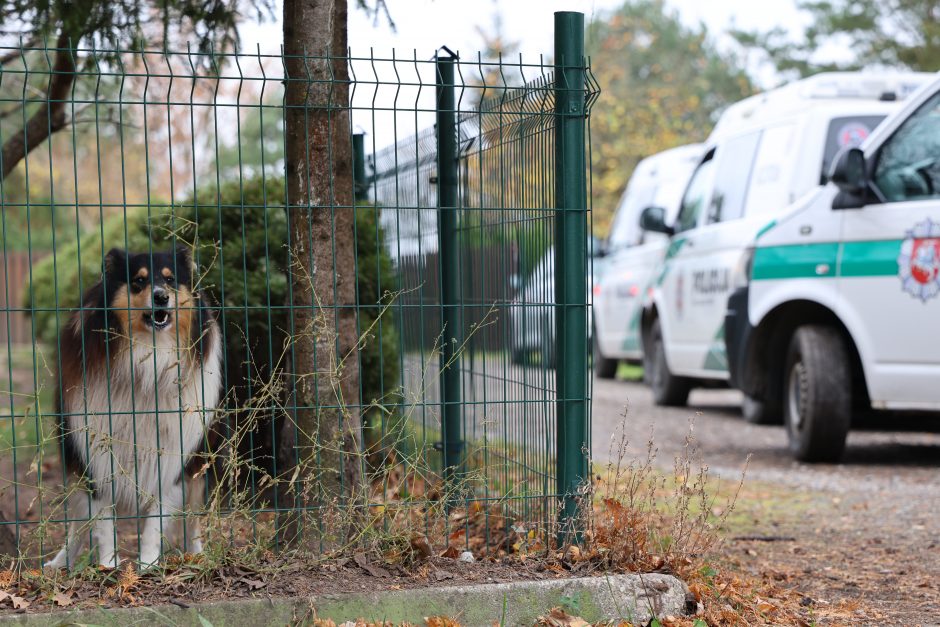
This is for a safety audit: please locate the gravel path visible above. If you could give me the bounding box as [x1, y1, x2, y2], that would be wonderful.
[591, 376, 940, 625]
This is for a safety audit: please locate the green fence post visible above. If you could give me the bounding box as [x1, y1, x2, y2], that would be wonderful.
[352, 132, 368, 202]
[436, 50, 463, 484]
[554, 10, 589, 542]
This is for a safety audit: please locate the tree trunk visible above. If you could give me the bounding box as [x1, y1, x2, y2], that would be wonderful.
[0, 31, 76, 182]
[278, 0, 363, 549]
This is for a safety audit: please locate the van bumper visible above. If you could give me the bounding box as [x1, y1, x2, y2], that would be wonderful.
[724, 286, 752, 391]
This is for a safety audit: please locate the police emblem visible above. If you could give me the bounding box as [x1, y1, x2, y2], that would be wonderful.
[898, 218, 940, 302]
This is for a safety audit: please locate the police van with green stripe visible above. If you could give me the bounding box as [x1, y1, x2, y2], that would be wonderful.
[636, 72, 935, 462]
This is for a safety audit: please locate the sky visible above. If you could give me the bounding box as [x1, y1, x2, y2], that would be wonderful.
[239, 0, 814, 146]
[244, 0, 809, 84]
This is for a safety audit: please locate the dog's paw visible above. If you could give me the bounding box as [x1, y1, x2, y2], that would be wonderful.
[187, 538, 203, 555]
[44, 549, 68, 570]
[98, 553, 119, 569]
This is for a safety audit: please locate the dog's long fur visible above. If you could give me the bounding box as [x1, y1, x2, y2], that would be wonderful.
[47, 247, 222, 568]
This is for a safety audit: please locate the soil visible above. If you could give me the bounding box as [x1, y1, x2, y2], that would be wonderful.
[2, 376, 938, 624]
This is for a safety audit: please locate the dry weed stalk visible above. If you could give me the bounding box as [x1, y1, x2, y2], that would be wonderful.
[589, 409, 748, 580]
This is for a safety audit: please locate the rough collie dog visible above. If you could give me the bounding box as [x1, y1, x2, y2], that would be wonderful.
[47, 247, 222, 569]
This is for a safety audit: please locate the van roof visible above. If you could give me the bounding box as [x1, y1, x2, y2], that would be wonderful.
[634, 143, 704, 178]
[710, 71, 935, 139]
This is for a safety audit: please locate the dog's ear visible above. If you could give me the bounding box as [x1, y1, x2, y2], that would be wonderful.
[174, 245, 197, 279]
[103, 248, 127, 277]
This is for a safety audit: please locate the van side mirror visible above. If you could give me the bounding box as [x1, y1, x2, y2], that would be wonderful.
[830, 148, 869, 209]
[639, 206, 674, 236]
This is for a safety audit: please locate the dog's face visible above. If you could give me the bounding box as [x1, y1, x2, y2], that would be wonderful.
[103, 248, 196, 337]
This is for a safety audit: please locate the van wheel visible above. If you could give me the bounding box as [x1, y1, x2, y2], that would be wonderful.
[593, 334, 618, 379]
[511, 348, 528, 366]
[649, 319, 690, 407]
[784, 325, 851, 463]
[742, 394, 782, 425]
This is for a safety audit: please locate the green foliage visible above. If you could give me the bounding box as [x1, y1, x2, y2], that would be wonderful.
[214, 95, 286, 184]
[586, 0, 754, 235]
[3, 0, 272, 52]
[0, 204, 79, 252]
[732, 0, 940, 78]
[24, 175, 400, 429]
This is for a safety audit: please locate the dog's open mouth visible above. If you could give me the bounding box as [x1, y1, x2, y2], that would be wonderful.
[143, 309, 171, 329]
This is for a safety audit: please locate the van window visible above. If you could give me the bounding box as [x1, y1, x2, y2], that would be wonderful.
[873, 91, 940, 203]
[744, 123, 797, 216]
[675, 152, 716, 233]
[608, 179, 655, 249]
[706, 131, 761, 224]
[821, 115, 885, 184]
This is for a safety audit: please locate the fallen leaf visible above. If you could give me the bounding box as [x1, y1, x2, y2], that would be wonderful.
[353, 552, 390, 578]
[536, 607, 590, 627]
[53, 591, 73, 607]
[440, 545, 461, 559]
[238, 577, 267, 590]
[410, 535, 433, 560]
[8, 593, 29, 610]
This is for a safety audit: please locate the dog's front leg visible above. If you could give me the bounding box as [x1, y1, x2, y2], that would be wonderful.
[91, 497, 118, 568]
[139, 485, 184, 568]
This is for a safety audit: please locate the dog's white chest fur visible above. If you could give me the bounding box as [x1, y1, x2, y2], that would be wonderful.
[68, 332, 222, 512]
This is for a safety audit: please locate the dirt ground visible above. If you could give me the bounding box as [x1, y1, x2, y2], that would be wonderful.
[1, 373, 938, 624]
[593, 376, 940, 626]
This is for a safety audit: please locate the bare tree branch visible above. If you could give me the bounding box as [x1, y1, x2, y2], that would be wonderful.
[0, 31, 75, 181]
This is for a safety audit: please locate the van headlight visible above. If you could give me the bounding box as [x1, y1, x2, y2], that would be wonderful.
[733, 247, 754, 289]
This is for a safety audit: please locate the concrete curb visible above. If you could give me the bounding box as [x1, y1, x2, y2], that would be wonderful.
[0, 573, 694, 626]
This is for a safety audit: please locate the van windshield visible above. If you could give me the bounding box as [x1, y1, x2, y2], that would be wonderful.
[821, 115, 886, 183]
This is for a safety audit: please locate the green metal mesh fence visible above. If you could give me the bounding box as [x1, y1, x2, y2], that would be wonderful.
[0, 12, 596, 569]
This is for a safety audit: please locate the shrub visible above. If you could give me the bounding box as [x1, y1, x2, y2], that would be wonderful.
[24, 175, 400, 477]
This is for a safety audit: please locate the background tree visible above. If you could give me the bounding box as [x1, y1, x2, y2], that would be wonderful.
[732, 0, 940, 79]
[587, 0, 753, 235]
[0, 0, 274, 182]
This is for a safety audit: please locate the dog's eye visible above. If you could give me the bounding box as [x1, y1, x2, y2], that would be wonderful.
[133, 276, 147, 286]
[165, 276, 175, 286]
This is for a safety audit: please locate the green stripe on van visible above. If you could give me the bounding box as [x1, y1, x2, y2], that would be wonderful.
[752, 239, 902, 280]
[655, 237, 687, 286]
[755, 219, 777, 240]
[840, 239, 902, 277]
[752, 243, 839, 280]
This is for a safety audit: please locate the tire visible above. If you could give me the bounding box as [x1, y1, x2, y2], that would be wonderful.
[783, 325, 851, 463]
[742, 394, 782, 425]
[593, 333, 618, 379]
[648, 318, 691, 407]
[511, 348, 528, 366]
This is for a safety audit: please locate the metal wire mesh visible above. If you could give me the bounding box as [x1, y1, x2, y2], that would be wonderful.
[0, 27, 596, 569]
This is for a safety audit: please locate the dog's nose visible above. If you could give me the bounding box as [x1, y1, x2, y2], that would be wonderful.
[153, 289, 169, 306]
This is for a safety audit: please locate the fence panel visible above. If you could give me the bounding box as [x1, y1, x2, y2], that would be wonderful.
[0, 12, 596, 569]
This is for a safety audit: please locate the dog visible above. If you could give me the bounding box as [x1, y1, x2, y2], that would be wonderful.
[47, 247, 222, 569]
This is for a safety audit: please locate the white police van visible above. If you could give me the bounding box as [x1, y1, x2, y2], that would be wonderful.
[723, 72, 940, 462]
[593, 144, 703, 378]
[636, 72, 932, 432]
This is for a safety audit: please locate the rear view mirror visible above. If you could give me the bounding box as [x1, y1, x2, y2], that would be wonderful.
[830, 148, 870, 209]
[830, 148, 867, 195]
[639, 206, 674, 236]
